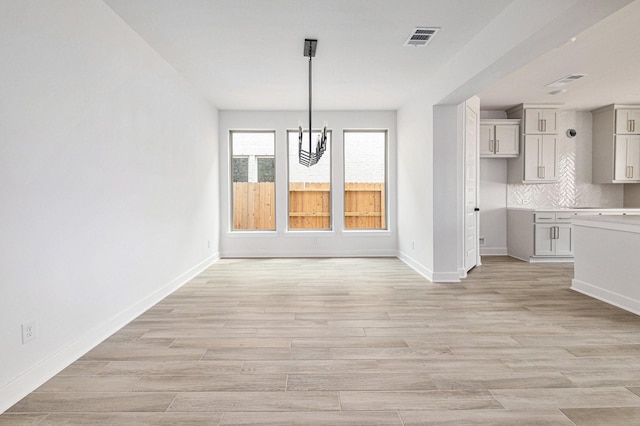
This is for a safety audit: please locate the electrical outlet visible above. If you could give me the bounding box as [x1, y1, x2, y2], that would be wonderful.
[207, 239, 210, 249]
[411, 240, 415, 250]
[479, 237, 486, 246]
[22, 320, 36, 344]
[602, 199, 608, 205]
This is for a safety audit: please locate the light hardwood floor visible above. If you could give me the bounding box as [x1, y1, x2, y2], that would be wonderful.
[3, 256, 640, 425]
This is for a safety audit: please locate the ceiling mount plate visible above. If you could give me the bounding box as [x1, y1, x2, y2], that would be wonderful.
[304, 39, 317, 57]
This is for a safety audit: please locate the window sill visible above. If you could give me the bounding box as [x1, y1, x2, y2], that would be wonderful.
[226, 230, 279, 238]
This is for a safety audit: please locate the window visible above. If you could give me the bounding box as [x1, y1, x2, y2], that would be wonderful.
[257, 157, 275, 182]
[344, 130, 387, 229]
[232, 157, 249, 182]
[288, 130, 331, 230]
[230, 131, 275, 231]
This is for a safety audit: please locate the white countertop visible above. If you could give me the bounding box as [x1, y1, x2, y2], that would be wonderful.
[574, 214, 640, 225]
[507, 207, 640, 212]
[573, 214, 640, 234]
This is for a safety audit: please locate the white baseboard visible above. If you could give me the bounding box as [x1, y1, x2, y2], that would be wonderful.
[480, 247, 508, 256]
[432, 271, 463, 283]
[397, 251, 463, 283]
[397, 251, 433, 282]
[571, 278, 640, 316]
[0, 253, 219, 414]
[529, 257, 574, 263]
[221, 249, 398, 258]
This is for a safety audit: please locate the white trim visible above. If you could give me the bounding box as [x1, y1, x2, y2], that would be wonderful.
[222, 249, 397, 258]
[507, 254, 529, 263]
[432, 271, 463, 283]
[480, 247, 508, 256]
[529, 257, 573, 263]
[397, 251, 433, 282]
[0, 253, 220, 414]
[571, 278, 640, 316]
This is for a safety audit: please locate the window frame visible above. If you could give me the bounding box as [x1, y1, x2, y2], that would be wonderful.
[286, 129, 333, 232]
[229, 130, 277, 232]
[342, 129, 389, 231]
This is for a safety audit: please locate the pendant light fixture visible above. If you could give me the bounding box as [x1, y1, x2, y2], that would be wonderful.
[298, 38, 328, 167]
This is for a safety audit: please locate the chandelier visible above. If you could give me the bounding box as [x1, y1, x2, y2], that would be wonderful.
[298, 39, 328, 167]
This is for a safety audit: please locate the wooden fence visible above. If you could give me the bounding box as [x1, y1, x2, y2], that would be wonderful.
[233, 182, 385, 230]
[344, 182, 385, 229]
[232, 182, 275, 230]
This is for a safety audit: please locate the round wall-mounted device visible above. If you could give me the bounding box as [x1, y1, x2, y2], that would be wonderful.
[567, 129, 577, 138]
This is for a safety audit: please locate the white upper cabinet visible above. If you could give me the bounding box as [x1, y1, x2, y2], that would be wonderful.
[479, 124, 494, 156]
[507, 104, 559, 184]
[523, 134, 557, 182]
[615, 109, 640, 134]
[479, 120, 519, 158]
[593, 104, 640, 184]
[524, 108, 557, 134]
[614, 135, 640, 181]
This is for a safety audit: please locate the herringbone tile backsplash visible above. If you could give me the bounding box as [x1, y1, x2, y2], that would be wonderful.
[507, 110, 623, 208]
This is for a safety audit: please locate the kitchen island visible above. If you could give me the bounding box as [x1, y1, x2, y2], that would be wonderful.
[507, 207, 640, 262]
[571, 214, 640, 315]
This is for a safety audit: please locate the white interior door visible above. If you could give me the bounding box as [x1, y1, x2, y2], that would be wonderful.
[464, 102, 479, 272]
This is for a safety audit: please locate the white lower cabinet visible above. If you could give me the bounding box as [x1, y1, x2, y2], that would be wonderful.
[508, 208, 640, 262]
[534, 224, 573, 256]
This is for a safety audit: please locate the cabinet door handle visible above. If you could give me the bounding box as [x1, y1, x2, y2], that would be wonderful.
[496, 139, 500, 153]
[632, 120, 636, 133]
[632, 166, 635, 178]
[489, 140, 494, 153]
[538, 166, 545, 179]
[538, 119, 543, 132]
[543, 119, 547, 132]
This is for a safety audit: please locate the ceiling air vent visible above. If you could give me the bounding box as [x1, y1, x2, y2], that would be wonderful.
[546, 74, 586, 88]
[404, 27, 440, 47]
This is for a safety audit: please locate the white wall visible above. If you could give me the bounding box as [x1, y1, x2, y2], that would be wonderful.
[0, 1, 219, 411]
[625, 185, 640, 207]
[397, 99, 435, 277]
[479, 111, 508, 255]
[219, 110, 397, 257]
[479, 159, 508, 255]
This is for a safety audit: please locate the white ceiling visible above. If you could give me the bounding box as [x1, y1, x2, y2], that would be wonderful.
[479, 0, 640, 111]
[104, 0, 513, 110]
[104, 0, 640, 112]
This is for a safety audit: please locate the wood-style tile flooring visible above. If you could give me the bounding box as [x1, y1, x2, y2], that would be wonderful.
[3, 256, 640, 425]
